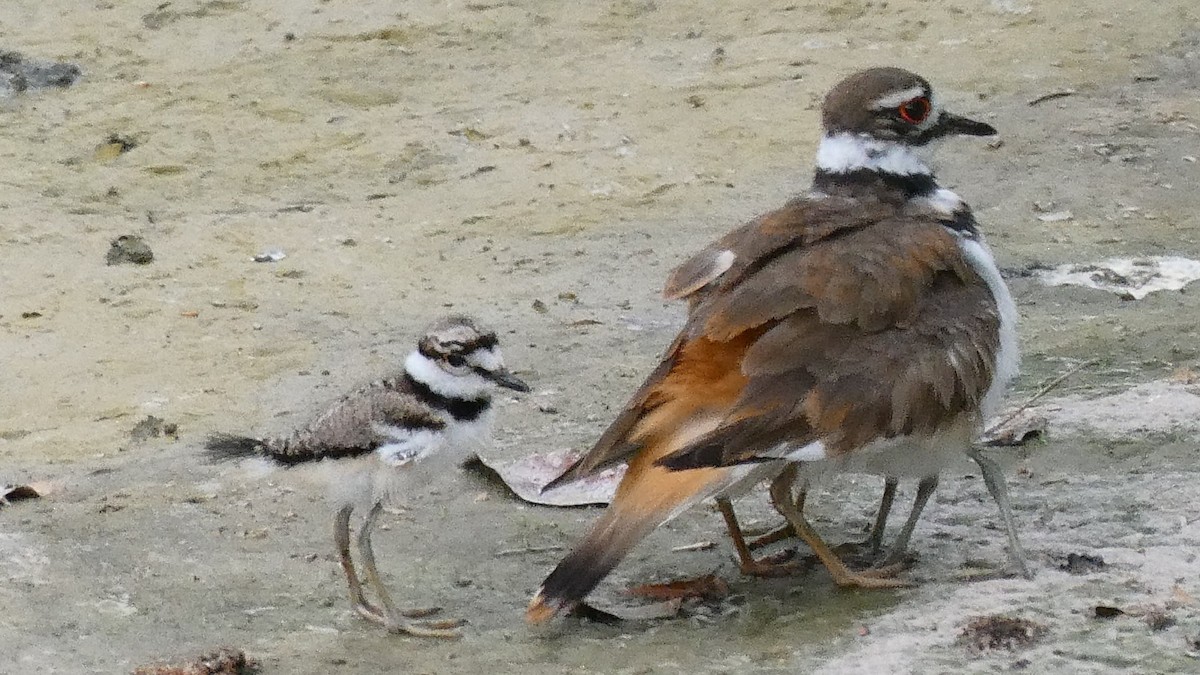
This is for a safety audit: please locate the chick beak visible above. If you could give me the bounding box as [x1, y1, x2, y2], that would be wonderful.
[483, 368, 530, 392]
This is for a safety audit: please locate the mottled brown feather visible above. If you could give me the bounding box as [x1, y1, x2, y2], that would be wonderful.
[264, 377, 448, 463]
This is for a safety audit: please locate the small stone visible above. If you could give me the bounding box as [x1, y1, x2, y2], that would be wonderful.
[106, 235, 154, 265]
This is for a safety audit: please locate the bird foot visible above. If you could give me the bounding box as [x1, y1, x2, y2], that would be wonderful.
[354, 601, 386, 623]
[399, 605, 443, 619]
[385, 617, 465, 639]
[746, 524, 795, 551]
[355, 602, 464, 638]
[738, 549, 805, 577]
[827, 562, 911, 589]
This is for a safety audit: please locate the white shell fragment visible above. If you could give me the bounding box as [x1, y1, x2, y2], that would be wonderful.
[1035, 210, 1073, 222]
[253, 248, 287, 263]
[1036, 256, 1200, 299]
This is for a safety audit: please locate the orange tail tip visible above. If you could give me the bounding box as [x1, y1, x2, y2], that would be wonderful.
[525, 591, 567, 624]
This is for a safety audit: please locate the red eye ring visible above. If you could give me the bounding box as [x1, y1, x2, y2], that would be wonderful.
[898, 97, 931, 124]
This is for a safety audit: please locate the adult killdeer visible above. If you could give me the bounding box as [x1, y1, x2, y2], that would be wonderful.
[528, 67, 1022, 623]
[206, 315, 528, 638]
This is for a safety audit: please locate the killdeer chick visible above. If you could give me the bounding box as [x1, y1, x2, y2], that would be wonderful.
[528, 67, 1023, 623]
[207, 315, 529, 638]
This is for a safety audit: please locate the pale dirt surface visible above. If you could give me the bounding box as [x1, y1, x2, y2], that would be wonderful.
[2, 1, 1200, 673]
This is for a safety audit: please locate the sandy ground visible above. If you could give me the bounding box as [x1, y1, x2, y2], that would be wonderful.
[2, 1, 1200, 673]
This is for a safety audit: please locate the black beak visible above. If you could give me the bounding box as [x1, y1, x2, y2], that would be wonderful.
[934, 111, 997, 137]
[482, 368, 530, 392]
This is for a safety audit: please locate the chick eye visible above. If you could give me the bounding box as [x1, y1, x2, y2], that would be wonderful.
[898, 97, 931, 124]
[446, 354, 466, 367]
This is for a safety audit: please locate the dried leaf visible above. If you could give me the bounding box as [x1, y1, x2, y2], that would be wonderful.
[132, 647, 256, 675]
[627, 574, 729, 601]
[982, 412, 1047, 447]
[959, 615, 1048, 652]
[465, 449, 624, 506]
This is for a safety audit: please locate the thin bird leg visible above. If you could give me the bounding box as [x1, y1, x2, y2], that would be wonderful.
[769, 465, 909, 589]
[357, 502, 464, 638]
[966, 447, 1034, 579]
[876, 475, 938, 568]
[716, 497, 800, 577]
[335, 504, 384, 622]
[865, 477, 899, 557]
[747, 485, 807, 551]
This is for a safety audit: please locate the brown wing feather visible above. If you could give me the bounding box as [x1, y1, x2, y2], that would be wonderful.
[664, 197, 891, 304]
[659, 224, 1000, 470]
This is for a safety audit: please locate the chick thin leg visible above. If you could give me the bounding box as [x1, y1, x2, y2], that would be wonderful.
[865, 477, 899, 557]
[966, 447, 1034, 579]
[716, 497, 800, 577]
[769, 465, 908, 589]
[358, 502, 464, 638]
[876, 475, 937, 568]
[335, 504, 385, 622]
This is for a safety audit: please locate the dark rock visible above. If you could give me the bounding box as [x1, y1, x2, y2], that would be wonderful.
[0, 50, 81, 91]
[107, 235, 154, 266]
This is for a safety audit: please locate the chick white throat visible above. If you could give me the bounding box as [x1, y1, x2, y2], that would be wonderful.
[404, 350, 495, 400]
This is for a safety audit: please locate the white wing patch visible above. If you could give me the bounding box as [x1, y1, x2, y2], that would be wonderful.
[710, 249, 736, 281]
[373, 426, 442, 466]
[783, 440, 828, 462]
[665, 248, 736, 300]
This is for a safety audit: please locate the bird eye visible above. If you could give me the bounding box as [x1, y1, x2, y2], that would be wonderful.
[446, 354, 466, 367]
[898, 97, 931, 124]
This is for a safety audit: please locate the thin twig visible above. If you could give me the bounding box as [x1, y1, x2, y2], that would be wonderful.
[1027, 89, 1076, 106]
[671, 541, 716, 553]
[984, 359, 1098, 435]
[494, 544, 565, 557]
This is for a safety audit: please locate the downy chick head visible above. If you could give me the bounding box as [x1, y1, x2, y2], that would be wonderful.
[415, 315, 530, 394]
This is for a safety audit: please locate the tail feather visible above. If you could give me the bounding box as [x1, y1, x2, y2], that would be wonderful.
[204, 433, 267, 462]
[527, 455, 729, 623]
[526, 507, 661, 623]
